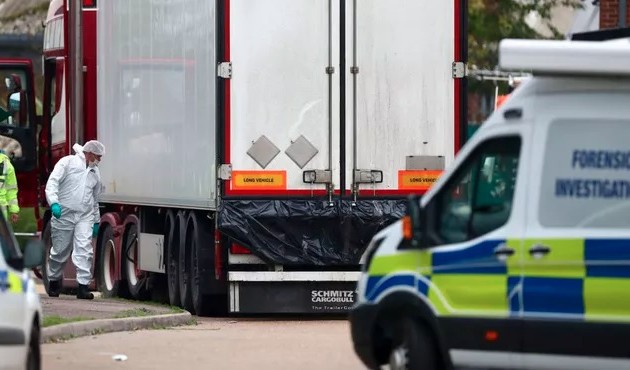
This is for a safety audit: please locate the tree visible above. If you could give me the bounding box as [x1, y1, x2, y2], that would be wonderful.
[465, 1, 584, 129]
[468, 0, 584, 70]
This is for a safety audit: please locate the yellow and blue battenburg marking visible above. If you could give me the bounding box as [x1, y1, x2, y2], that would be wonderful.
[364, 238, 630, 321]
[0, 269, 27, 294]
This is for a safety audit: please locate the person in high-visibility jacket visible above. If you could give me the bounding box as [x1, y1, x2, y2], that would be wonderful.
[0, 149, 19, 224]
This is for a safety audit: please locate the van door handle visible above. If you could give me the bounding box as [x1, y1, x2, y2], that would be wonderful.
[493, 244, 515, 260]
[529, 244, 550, 259]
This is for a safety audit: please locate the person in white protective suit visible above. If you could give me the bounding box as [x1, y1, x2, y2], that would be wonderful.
[45, 140, 105, 300]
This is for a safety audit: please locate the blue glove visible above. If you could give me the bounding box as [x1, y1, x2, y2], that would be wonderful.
[92, 223, 99, 238]
[51, 203, 62, 219]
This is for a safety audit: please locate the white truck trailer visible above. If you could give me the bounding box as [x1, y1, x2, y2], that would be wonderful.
[90, 0, 467, 315]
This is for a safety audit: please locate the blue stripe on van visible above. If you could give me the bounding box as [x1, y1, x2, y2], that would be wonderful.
[417, 276, 431, 297]
[432, 240, 507, 275]
[585, 239, 630, 278]
[365, 274, 417, 302]
[365, 274, 432, 303]
[508, 275, 521, 315]
[522, 277, 584, 315]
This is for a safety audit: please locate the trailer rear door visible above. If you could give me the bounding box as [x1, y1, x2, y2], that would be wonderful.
[225, 0, 464, 198]
[226, 0, 339, 197]
[346, 0, 463, 197]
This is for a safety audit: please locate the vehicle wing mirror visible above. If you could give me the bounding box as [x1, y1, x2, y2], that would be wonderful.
[402, 194, 424, 248]
[22, 239, 44, 269]
[8, 92, 20, 114]
[4, 76, 14, 90]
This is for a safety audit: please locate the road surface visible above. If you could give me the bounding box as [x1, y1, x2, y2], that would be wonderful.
[43, 317, 365, 370]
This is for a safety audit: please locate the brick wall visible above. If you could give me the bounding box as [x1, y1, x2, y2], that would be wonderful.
[600, 0, 630, 29]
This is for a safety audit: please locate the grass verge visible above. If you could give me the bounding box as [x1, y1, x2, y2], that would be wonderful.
[43, 315, 94, 328]
[112, 297, 184, 314]
[112, 307, 155, 319]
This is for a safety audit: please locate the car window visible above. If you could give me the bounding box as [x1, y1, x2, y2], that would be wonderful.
[427, 136, 521, 245]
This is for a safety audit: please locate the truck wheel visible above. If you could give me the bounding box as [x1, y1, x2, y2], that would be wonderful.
[123, 223, 150, 300]
[178, 211, 194, 312]
[96, 225, 119, 298]
[389, 317, 438, 370]
[40, 222, 55, 296]
[187, 212, 225, 316]
[165, 211, 180, 307]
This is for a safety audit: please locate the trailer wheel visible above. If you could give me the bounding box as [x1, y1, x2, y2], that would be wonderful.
[123, 223, 150, 300]
[40, 222, 57, 296]
[178, 211, 194, 312]
[187, 212, 225, 316]
[96, 225, 119, 298]
[165, 211, 180, 307]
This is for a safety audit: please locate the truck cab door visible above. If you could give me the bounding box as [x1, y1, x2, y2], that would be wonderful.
[0, 60, 38, 172]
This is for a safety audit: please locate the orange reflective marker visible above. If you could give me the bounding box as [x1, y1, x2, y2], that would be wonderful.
[485, 330, 499, 342]
[402, 215, 412, 240]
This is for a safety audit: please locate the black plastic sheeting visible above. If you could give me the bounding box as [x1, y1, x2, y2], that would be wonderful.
[217, 199, 407, 265]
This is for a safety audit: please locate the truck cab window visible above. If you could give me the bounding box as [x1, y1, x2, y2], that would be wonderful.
[48, 73, 57, 118]
[427, 136, 521, 245]
[0, 72, 31, 129]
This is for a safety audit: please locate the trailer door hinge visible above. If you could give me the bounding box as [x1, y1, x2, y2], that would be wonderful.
[218, 62, 232, 79]
[218, 164, 232, 180]
[452, 62, 467, 79]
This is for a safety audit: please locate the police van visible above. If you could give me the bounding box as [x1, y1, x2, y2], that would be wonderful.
[350, 36, 630, 370]
[0, 214, 44, 370]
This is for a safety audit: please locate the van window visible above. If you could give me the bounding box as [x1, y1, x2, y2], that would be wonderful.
[426, 136, 521, 245]
[539, 119, 630, 228]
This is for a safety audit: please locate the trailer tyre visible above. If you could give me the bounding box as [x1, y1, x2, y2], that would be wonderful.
[165, 211, 181, 307]
[96, 224, 120, 298]
[39, 222, 52, 294]
[40, 222, 57, 296]
[178, 211, 194, 312]
[123, 223, 150, 300]
[187, 212, 225, 316]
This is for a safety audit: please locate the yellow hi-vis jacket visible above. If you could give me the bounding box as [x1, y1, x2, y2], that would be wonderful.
[0, 153, 19, 219]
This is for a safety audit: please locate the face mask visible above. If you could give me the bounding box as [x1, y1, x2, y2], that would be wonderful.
[89, 159, 100, 168]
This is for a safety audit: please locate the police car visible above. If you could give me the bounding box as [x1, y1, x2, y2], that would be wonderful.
[350, 36, 630, 370]
[0, 213, 44, 370]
